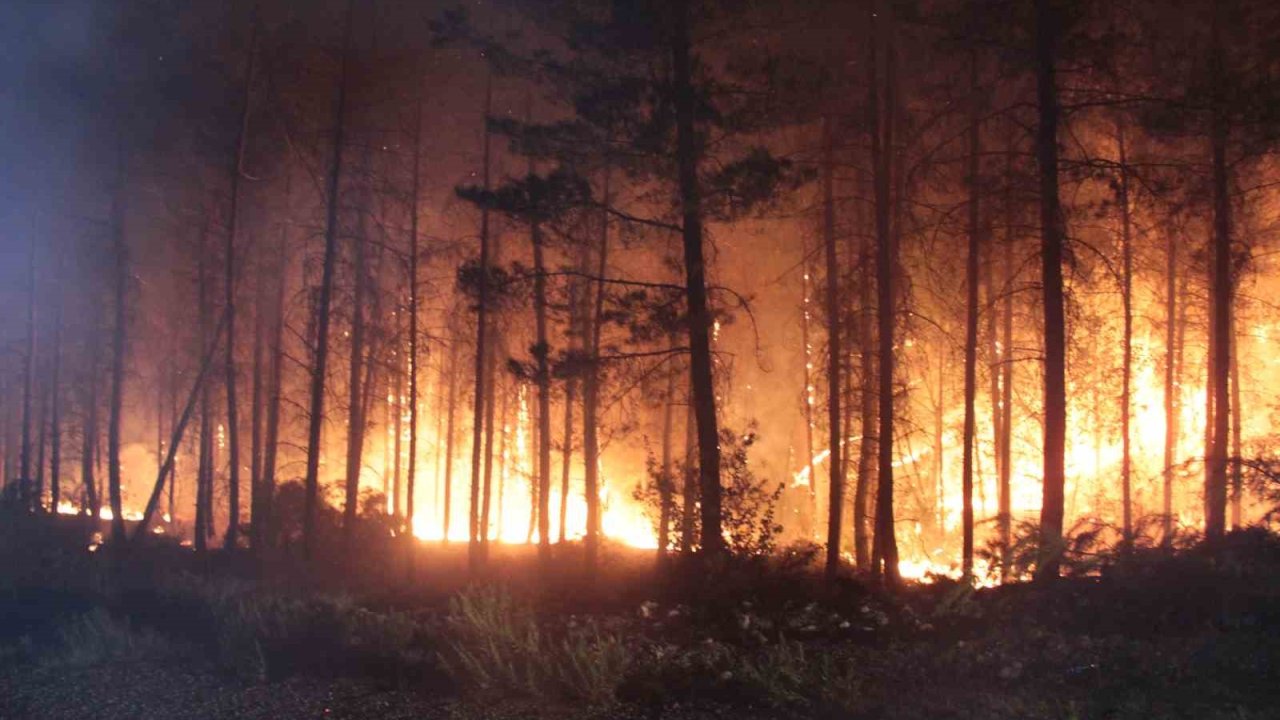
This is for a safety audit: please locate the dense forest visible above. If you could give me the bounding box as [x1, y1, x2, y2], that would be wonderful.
[1, 0, 1280, 717]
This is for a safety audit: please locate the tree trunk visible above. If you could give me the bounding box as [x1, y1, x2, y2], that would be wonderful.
[1205, 6, 1231, 544]
[1033, 0, 1067, 581]
[582, 170, 610, 569]
[1117, 119, 1134, 546]
[681, 390, 696, 554]
[960, 47, 982, 579]
[869, 0, 900, 587]
[1162, 220, 1179, 546]
[344, 205, 369, 544]
[468, 74, 494, 570]
[442, 326, 459, 544]
[1229, 307, 1242, 529]
[997, 138, 1016, 580]
[81, 344, 100, 517]
[21, 237, 36, 510]
[222, 14, 257, 551]
[658, 362, 675, 560]
[49, 264, 63, 512]
[800, 251, 817, 540]
[854, 195, 876, 572]
[107, 146, 128, 544]
[558, 279, 579, 545]
[671, 0, 723, 558]
[532, 216, 552, 557]
[302, 0, 356, 559]
[822, 116, 843, 580]
[259, 225, 287, 552]
[405, 57, 424, 548]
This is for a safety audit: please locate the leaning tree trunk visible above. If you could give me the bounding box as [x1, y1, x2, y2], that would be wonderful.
[302, 0, 356, 559]
[671, 0, 724, 558]
[1033, 0, 1068, 582]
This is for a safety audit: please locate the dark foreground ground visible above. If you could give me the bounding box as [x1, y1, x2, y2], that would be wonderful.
[2, 513, 1278, 719]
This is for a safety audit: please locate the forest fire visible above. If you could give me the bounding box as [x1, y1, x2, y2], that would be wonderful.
[3, 0, 1280, 715]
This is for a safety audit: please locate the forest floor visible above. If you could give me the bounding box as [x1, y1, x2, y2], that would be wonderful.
[1, 512, 1278, 720]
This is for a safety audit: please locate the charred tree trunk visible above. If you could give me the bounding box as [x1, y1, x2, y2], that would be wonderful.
[405, 60, 424, 547]
[671, 1, 723, 557]
[997, 139, 1016, 579]
[21, 237, 35, 510]
[442, 325, 459, 544]
[1033, 0, 1067, 581]
[1163, 223, 1179, 546]
[1229, 308, 1242, 529]
[49, 263, 63, 512]
[658, 361, 675, 560]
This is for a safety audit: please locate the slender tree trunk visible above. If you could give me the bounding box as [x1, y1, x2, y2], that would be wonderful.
[960, 48, 982, 579]
[998, 140, 1015, 579]
[21, 236, 36, 510]
[107, 144, 128, 544]
[532, 217, 552, 557]
[1229, 308, 1242, 529]
[249, 261, 264, 545]
[582, 170, 610, 569]
[260, 227, 287, 552]
[800, 253, 817, 539]
[222, 14, 257, 550]
[671, 0, 723, 557]
[658, 363, 675, 560]
[821, 116, 843, 580]
[854, 199, 875, 572]
[344, 206, 369, 543]
[404, 56, 425, 550]
[302, 0, 356, 559]
[558, 280, 579, 545]
[443, 325, 459, 544]
[1205, 6, 1232, 544]
[82, 339, 100, 517]
[49, 265, 63, 512]
[1033, 0, 1067, 581]
[681, 390, 696, 554]
[196, 217, 213, 553]
[1117, 119, 1134, 546]
[869, 1, 900, 587]
[480, 333, 498, 553]
[468, 74, 494, 570]
[1163, 222, 1179, 546]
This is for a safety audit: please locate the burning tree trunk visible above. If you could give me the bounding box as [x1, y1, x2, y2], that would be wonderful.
[671, 0, 724, 558]
[821, 115, 843, 580]
[1033, 0, 1067, 582]
[222, 11, 257, 550]
[960, 47, 982, 579]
